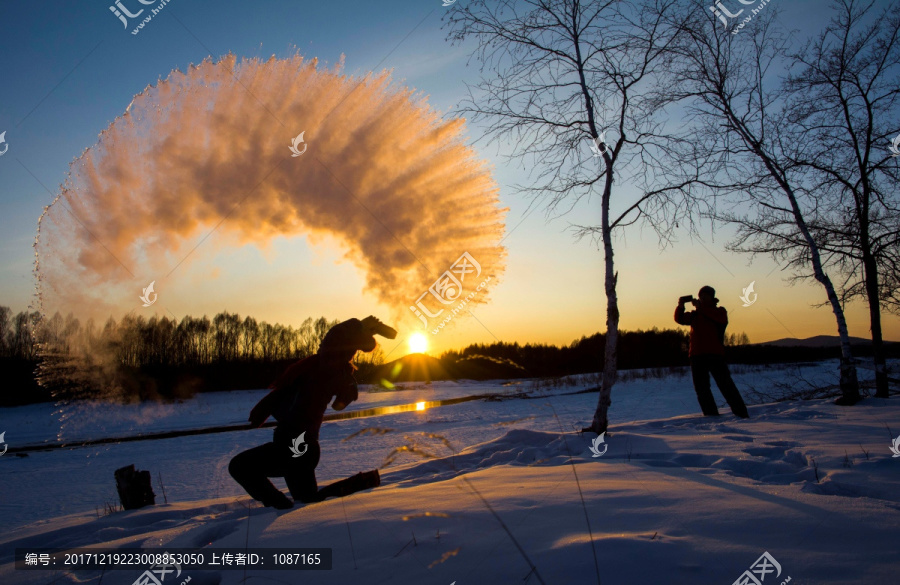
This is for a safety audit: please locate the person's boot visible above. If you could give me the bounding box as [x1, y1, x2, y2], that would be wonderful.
[834, 395, 863, 406]
[318, 470, 380, 500]
[261, 491, 294, 510]
[731, 405, 750, 418]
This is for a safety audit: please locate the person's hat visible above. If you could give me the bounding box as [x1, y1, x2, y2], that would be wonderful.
[698, 285, 716, 297]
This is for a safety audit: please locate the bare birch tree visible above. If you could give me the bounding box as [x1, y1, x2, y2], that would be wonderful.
[445, 0, 698, 433]
[660, 1, 863, 402]
[780, 0, 900, 397]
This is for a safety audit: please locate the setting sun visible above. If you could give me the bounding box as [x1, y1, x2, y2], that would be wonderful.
[408, 333, 429, 354]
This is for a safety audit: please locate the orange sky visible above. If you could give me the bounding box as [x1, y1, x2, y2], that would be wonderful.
[127, 223, 897, 359]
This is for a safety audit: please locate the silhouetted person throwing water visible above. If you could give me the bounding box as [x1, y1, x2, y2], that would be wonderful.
[229, 316, 397, 509]
[674, 286, 749, 419]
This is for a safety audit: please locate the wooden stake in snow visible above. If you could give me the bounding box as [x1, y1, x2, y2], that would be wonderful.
[158, 471, 168, 504]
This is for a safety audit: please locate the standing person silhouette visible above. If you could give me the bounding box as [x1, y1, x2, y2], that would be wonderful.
[674, 286, 750, 419]
[229, 316, 396, 509]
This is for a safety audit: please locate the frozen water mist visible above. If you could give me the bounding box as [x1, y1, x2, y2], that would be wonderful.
[30, 52, 506, 406]
[35, 52, 505, 320]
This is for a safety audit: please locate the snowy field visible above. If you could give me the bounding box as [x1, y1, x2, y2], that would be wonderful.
[0, 359, 898, 584]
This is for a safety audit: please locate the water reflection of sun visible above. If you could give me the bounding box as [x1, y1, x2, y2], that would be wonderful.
[408, 333, 428, 354]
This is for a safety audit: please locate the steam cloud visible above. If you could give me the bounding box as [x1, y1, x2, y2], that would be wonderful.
[35, 53, 507, 327]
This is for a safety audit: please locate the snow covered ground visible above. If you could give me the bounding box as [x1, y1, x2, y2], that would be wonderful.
[1, 359, 899, 584]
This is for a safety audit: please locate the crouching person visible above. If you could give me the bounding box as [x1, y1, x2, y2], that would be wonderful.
[229, 316, 395, 509]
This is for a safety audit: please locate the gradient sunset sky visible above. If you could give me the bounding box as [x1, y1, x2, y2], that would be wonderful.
[0, 0, 896, 359]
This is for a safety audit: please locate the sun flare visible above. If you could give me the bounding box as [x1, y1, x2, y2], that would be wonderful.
[408, 333, 428, 354]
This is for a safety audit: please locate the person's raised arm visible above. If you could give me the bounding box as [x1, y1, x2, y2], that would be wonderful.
[674, 298, 693, 326]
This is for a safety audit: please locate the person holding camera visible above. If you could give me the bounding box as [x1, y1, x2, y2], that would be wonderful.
[674, 286, 749, 419]
[229, 316, 397, 509]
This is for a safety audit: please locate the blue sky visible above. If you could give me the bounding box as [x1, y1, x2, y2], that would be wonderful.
[0, 0, 895, 356]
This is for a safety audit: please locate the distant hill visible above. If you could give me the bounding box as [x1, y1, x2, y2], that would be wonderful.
[366, 353, 528, 383]
[369, 353, 452, 383]
[757, 335, 892, 348]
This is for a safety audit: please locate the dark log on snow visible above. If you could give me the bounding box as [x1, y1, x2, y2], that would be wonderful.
[115, 464, 156, 510]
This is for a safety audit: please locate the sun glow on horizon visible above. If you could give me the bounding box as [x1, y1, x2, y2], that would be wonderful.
[408, 333, 429, 354]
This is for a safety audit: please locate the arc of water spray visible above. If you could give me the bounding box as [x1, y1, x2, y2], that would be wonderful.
[35, 52, 507, 329]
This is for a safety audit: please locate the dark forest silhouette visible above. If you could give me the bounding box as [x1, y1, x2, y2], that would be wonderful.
[0, 305, 894, 406]
[0, 307, 346, 405]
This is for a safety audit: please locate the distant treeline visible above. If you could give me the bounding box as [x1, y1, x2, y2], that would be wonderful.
[440, 330, 897, 379]
[0, 305, 894, 406]
[439, 329, 748, 378]
[0, 307, 340, 364]
[0, 307, 379, 405]
[0, 308, 46, 404]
